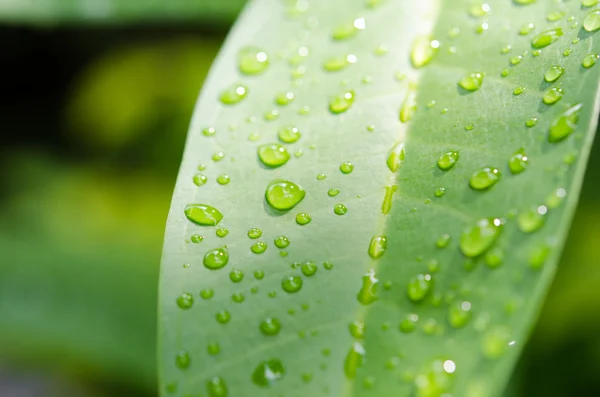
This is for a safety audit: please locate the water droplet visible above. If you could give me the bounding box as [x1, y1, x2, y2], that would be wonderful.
[207, 342, 220, 355]
[357, 269, 379, 305]
[469, 167, 501, 190]
[508, 148, 529, 174]
[340, 161, 354, 174]
[327, 187, 340, 197]
[256, 144, 290, 169]
[546, 11, 565, 22]
[206, 376, 228, 397]
[459, 218, 503, 257]
[434, 187, 446, 197]
[232, 292, 245, 303]
[526, 116, 538, 128]
[513, 86, 525, 96]
[583, 53, 599, 68]
[216, 175, 230, 185]
[251, 241, 267, 254]
[264, 109, 279, 121]
[334, 204, 348, 215]
[368, 235, 387, 259]
[275, 126, 301, 144]
[414, 359, 455, 397]
[400, 83, 418, 122]
[484, 247, 504, 268]
[274, 91, 295, 106]
[544, 65, 564, 82]
[193, 173, 208, 186]
[437, 151, 459, 171]
[274, 236, 290, 249]
[323, 55, 352, 72]
[448, 301, 472, 328]
[204, 247, 229, 270]
[282, 276, 303, 293]
[349, 321, 365, 339]
[500, 68, 510, 77]
[531, 28, 563, 48]
[229, 269, 244, 283]
[301, 261, 318, 277]
[260, 318, 281, 336]
[184, 204, 223, 226]
[458, 72, 484, 91]
[176, 293, 194, 309]
[399, 314, 419, 333]
[216, 227, 229, 238]
[519, 23, 535, 35]
[265, 180, 305, 211]
[238, 47, 269, 75]
[546, 188, 567, 208]
[382, 185, 398, 214]
[584, 9, 600, 32]
[482, 327, 512, 359]
[529, 243, 551, 269]
[332, 18, 363, 40]
[583, 0, 599, 7]
[329, 90, 355, 114]
[200, 288, 214, 300]
[387, 142, 405, 172]
[191, 234, 204, 244]
[212, 152, 224, 162]
[436, 234, 451, 248]
[296, 212, 312, 225]
[316, 173, 327, 181]
[215, 310, 231, 324]
[410, 36, 439, 68]
[219, 83, 248, 105]
[548, 103, 582, 142]
[542, 87, 564, 105]
[517, 205, 548, 232]
[175, 350, 190, 370]
[344, 342, 366, 379]
[406, 274, 433, 302]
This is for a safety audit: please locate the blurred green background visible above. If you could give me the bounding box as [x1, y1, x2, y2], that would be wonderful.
[0, 2, 598, 396]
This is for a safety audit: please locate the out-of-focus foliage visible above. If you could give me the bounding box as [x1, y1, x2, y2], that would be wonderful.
[0, 0, 246, 25]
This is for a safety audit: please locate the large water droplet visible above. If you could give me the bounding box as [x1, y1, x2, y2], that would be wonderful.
[582, 53, 599, 68]
[282, 276, 303, 293]
[542, 87, 563, 105]
[265, 180, 305, 211]
[531, 28, 563, 48]
[469, 167, 501, 190]
[368, 235, 387, 259]
[459, 218, 503, 257]
[548, 103, 582, 142]
[301, 261, 318, 277]
[583, 10, 600, 32]
[406, 274, 433, 302]
[204, 247, 229, 270]
[219, 83, 248, 105]
[544, 65, 564, 82]
[410, 36, 439, 68]
[437, 151, 459, 170]
[258, 144, 290, 167]
[458, 72, 484, 91]
[357, 269, 379, 305]
[184, 204, 223, 226]
[344, 342, 366, 379]
[329, 90, 355, 114]
[238, 47, 269, 75]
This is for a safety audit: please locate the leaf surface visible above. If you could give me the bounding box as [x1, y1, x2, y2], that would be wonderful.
[159, 0, 600, 396]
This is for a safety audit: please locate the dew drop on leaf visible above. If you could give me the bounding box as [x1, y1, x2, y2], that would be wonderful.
[277, 125, 301, 143]
[274, 236, 290, 248]
[406, 274, 433, 302]
[546, 188, 567, 208]
[583, 9, 600, 32]
[482, 327, 512, 359]
[508, 148, 529, 174]
[517, 205, 548, 233]
[193, 174, 208, 186]
[251, 241, 267, 254]
[191, 234, 204, 244]
[274, 91, 295, 106]
[282, 276, 303, 293]
[469, 167, 501, 190]
[329, 90, 355, 114]
[301, 261, 318, 277]
[219, 83, 248, 105]
[203, 247, 229, 270]
[582, 53, 599, 68]
[260, 317, 281, 336]
[413, 359, 455, 397]
[544, 65, 564, 82]
[206, 376, 228, 397]
[436, 234, 451, 248]
[176, 293, 194, 309]
[333, 204, 348, 215]
[387, 142, 405, 172]
[542, 87, 564, 105]
[484, 247, 504, 268]
[340, 161, 355, 174]
[459, 218, 503, 257]
[513, 86, 525, 96]
[295, 212, 312, 225]
[349, 321, 365, 339]
[357, 269, 379, 305]
[184, 204, 223, 226]
[531, 28, 563, 48]
[207, 342, 220, 355]
[548, 103, 582, 142]
[434, 187, 446, 197]
[437, 150, 460, 170]
[582, 0, 599, 7]
[229, 269, 244, 283]
[344, 342, 366, 379]
[216, 175, 230, 185]
[215, 310, 231, 324]
[410, 36, 439, 68]
[458, 72, 484, 91]
[399, 314, 419, 333]
[265, 180, 305, 211]
[448, 301, 472, 328]
[200, 288, 214, 300]
[238, 47, 269, 75]
[368, 235, 387, 259]
[258, 144, 290, 167]
[526, 116, 538, 128]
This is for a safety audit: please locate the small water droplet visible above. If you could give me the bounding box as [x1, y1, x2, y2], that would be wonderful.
[482, 327, 512, 359]
[212, 152, 224, 162]
[526, 116, 538, 128]
[301, 261, 318, 277]
[357, 269, 378, 305]
[368, 235, 387, 259]
[200, 288, 214, 300]
[386, 142, 405, 172]
[184, 204, 223, 226]
[519, 22, 535, 35]
[191, 234, 204, 244]
[340, 161, 354, 174]
[448, 301, 472, 328]
[216, 227, 229, 238]
[204, 247, 229, 270]
[543, 87, 564, 104]
[282, 276, 303, 293]
[216, 174, 230, 185]
[231, 292, 245, 303]
[329, 90, 355, 114]
[176, 292, 194, 309]
[414, 359, 455, 397]
[327, 187, 340, 197]
[469, 167, 501, 190]
[207, 342, 220, 355]
[583, 9, 600, 32]
[274, 91, 295, 106]
[458, 72, 484, 91]
[436, 234, 451, 248]
[334, 204, 348, 215]
[513, 86, 525, 96]
[175, 350, 190, 370]
[548, 103, 582, 142]
[400, 83, 418, 122]
[406, 274, 433, 303]
[529, 243, 551, 269]
[546, 188, 567, 208]
[215, 310, 231, 324]
[258, 144, 290, 168]
[239, 47, 269, 75]
[251, 241, 267, 254]
[252, 359, 286, 387]
[434, 187, 446, 197]
[544, 65, 564, 82]
[229, 269, 244, 283]
[582, 0, 599, 7]
[296, 212, 312, 225]
[459, 218, 503, 257]
[206, 376, 228, 397]
[349, 321, 365, 339]
[193, 174, 208, 186]
[484, 247, 504, 268]
[531, 28, 563, 48]
[382, 185, 398, 215]
[274, 236, 290, 248]
[517, 205, 548, 232]
[220, 83, 248, 105]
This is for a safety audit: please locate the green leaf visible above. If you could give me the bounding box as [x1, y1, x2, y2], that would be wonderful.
[0, 0, 245, 25]
[159, 0, 600, 396]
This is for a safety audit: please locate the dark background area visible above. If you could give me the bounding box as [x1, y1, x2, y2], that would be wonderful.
[0, 20, 598, 397]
